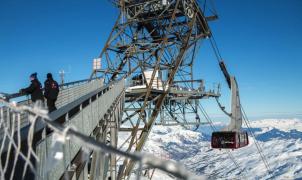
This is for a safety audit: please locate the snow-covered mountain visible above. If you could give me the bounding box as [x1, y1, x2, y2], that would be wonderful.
[143, 118, 302, 179]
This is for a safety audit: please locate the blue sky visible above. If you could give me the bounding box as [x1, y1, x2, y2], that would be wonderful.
[0, 0, 301, 119]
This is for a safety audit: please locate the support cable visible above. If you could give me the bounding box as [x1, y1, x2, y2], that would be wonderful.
[209, 0, 218, 17]
[241, 105, 272, 175]
[209, 36, 222, 63]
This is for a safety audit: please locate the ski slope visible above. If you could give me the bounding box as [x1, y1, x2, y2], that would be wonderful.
[142, 118, 302, 179]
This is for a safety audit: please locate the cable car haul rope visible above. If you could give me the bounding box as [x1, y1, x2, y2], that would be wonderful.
[207, 34, 272, 175]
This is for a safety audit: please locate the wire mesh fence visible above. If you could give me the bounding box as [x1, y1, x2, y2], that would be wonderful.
[0, 101, 44, 180]
[0, 98, 204, 180]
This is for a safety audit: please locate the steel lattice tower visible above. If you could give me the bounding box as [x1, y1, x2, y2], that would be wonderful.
[90, 0, 219, 179]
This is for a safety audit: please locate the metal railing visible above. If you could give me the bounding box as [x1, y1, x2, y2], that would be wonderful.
[2, 78, 101, 101]
[0, 78, 104, 135]
[55, 79, 104, 109]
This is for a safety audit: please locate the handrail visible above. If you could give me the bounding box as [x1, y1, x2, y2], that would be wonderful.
[49, 80, 116, 122]
[4, 80, 123, 143]
[1, 77, 100, 101]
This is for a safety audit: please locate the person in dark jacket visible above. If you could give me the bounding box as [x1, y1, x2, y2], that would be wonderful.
[20, 73, 44, 103]
[44, 73, 59, 113]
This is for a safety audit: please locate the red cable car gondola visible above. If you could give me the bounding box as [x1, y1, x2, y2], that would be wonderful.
[211, 131, 249, 149]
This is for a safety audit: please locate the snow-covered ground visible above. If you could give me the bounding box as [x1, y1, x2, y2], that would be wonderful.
[142, 118, 302, 179]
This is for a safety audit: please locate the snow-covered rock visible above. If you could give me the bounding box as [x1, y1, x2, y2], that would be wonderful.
[142, 119, 302, 179]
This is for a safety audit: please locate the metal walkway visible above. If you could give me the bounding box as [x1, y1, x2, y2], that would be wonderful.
[0, 78, 125, 180]
[37, 79, 125, 179]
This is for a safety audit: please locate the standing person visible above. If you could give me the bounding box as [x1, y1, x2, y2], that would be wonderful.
[44, 73, 59, 113]
[20, 72, 44, 103]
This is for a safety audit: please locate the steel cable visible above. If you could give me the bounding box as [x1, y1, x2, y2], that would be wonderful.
[241, 105, 272, 176]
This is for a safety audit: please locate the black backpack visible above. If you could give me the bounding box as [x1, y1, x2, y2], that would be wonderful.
[47, 80, 59, 99]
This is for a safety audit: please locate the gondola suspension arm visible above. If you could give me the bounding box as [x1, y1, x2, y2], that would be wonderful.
[216, 59, 243, 131]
